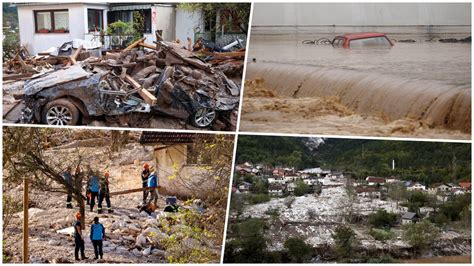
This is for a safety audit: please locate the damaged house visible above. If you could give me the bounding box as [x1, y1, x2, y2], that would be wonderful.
[139, 131, 230, 199]
[16, 2, 246, 55]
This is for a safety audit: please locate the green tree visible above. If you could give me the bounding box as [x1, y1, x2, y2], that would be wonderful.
[178, 3, 251, 35]
[332, 225, 358, 258]
[403, 220, 440, 255]
[368, 210, 398, 229]
[294, 180, 312, 196]
[284, 237, 313, 263]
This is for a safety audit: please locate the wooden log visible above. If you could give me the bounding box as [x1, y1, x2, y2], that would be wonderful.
[109, 186, 162, 196]
[69, 45, 84, 65]
[23, 178, 29, 263]
[124, 74, 157, 106]
[123, 37, 147, 52]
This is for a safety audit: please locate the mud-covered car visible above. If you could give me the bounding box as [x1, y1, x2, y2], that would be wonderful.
[21, 41, 240, 128]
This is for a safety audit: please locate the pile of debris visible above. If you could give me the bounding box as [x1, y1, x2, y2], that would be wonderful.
[7, 35, 241, 130]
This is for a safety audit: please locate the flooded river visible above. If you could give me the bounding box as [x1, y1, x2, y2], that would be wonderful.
[241, 37, 471, 139]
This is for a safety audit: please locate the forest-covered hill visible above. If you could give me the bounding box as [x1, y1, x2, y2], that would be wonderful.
[236, 136, 471, 184]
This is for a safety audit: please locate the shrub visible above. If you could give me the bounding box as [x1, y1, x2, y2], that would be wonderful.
[284, 237, 313, 263]
[368, 209, 398, 229]
[369, 228, 394, 241]
[332, 225, 358, 258]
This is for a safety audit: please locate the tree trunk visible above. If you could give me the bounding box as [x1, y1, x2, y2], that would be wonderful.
[78, 197, 85, 227]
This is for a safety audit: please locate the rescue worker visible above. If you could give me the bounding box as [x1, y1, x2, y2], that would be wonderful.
[147, 166, 159, 207]
[74, 211, 87, 261]
[64, 167, 73, 209]
[141, 163, 150, 205]
[88, 171, 100, 212]
[90, 216, 105, 260]
[98, 172, 113, 214]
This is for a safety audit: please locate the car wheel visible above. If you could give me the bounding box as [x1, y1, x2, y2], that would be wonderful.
[42, 98, 80, 126]
[191, 107, 216, 128]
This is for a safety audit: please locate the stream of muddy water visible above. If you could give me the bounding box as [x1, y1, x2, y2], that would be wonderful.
[241, 38, 471, 140]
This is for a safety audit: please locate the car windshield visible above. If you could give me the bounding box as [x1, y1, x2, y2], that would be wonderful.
[349, 37, 391, 48]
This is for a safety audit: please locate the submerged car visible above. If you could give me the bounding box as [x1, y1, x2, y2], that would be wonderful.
[332, 32, 394, 48]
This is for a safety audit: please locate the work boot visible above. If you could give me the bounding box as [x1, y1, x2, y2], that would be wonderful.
[81, 256, 88, 260]
[66, 204, 73, 209]
[98, 209, 102, 214]
[75, 257, 80, 261]
[108, 209, 114, 213]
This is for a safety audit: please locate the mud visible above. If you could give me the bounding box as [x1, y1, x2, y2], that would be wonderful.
[241, 39, 471, 139]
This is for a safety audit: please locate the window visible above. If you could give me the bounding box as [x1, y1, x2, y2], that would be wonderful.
[349, 37, 391, 48]
[107, 9, 152, 34]
[88, 9, 103, 32]
[34, 10, 69, 33]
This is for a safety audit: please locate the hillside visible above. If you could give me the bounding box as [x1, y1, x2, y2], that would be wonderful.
[236, 136, 471, 184]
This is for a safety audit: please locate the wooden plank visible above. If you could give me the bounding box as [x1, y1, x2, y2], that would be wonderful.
[3, 73, 33, 81]
[123, 37, 147, 52]
[69, 45, 84, 65]
[23, 178, 29, 263]
[124, 74, 157, 106]
[138, 42, 157, 50]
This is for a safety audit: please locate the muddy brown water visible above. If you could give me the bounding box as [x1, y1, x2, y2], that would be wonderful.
[402, 255, 471, 263]
[242, 39, 471, 139]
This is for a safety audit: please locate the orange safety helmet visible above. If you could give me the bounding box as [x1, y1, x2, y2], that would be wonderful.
[143, 163, 149, 169]
[104, 172, 110, 177]
[75, 211, 81, 220]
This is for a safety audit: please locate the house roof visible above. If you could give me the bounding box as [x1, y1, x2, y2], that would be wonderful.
[140, 132, 216, 145]
[366, 176, 385, 183]
[401, 212, 418, 220]
[459, 181, 472, 189]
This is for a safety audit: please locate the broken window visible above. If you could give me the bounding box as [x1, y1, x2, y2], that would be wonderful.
[88, 9, 103, 32]
[34, 10, 69, 33]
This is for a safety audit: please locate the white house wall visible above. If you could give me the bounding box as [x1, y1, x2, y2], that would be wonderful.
[176, 8, 203, 45]
[18, 3, 108, 55]
[153, 4, 176, 42]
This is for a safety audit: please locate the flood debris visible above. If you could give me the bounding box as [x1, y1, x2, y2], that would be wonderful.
[5, 35, 242, 130]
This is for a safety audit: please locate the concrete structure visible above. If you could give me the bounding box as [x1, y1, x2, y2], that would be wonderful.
[16, 2, 205, 55]
[140, 132, 221, 199]
[17, 2, 108, 55]
[401, 212, 419, 225]
[251, 3, 471, 37]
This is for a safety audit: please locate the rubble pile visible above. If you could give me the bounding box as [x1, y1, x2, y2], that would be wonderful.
[7, 37, 242, 130]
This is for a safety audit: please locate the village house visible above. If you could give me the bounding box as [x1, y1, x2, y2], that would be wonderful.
[284, 175, 298, 183]
[140, 132, 223, 199]
[386, 176, 401, 184]
[303, 178, 320, 187]
[238, 182, 252, 193]
[355, 187, 381, 198]
[15, 2, 245, 55]
[366, 176, 385, 186]
[401, 212, 419, 225]
[432, 183, 453, 193]
[267, 176, 285, 185]
[268, 184, 284, 196]
[406, 182, 426, 191]
[286, 182, 297, 193]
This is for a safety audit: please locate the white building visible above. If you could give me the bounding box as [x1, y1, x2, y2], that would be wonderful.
[407, 182, 426, 191]
[16, 2, 206, 55]
[268, 184, 284, 196]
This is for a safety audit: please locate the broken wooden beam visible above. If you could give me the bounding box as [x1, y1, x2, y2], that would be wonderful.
[124, 74, 157, 106]
[123, 37, 147, 52]
[138, 42, 157, 50]
[3, 73, 32, 81]
[69, 45, 84, 65]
